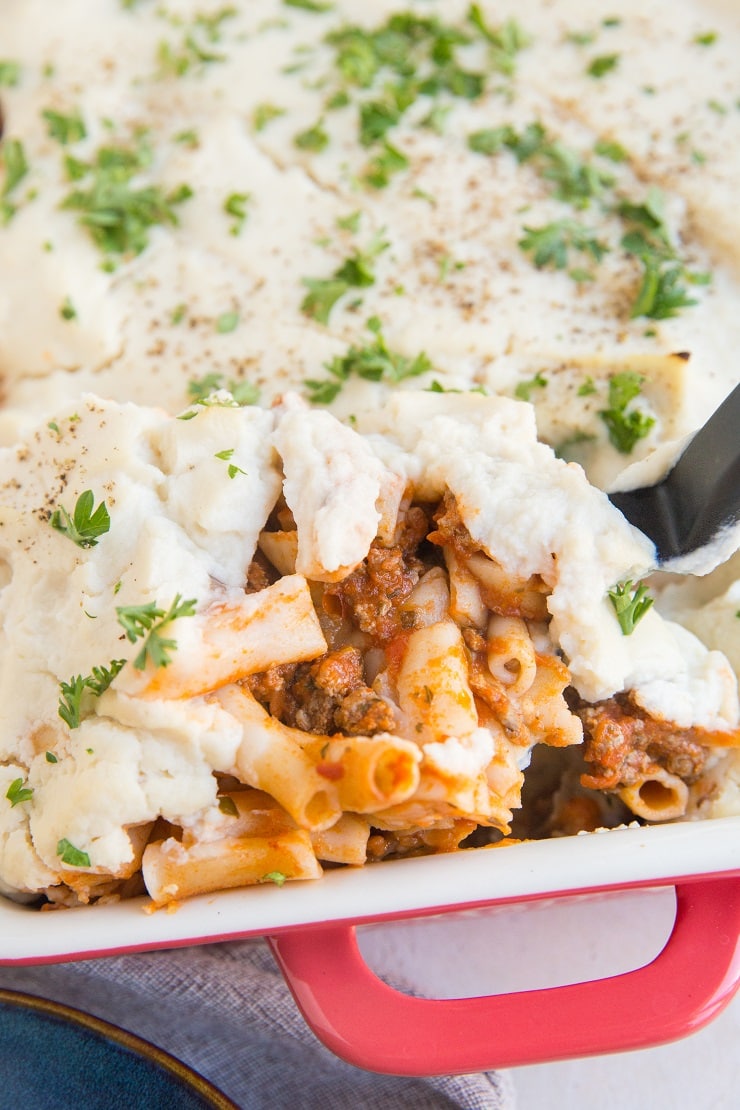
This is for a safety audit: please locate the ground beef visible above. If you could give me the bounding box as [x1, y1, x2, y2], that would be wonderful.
[245, 551, 279, 593]
[577, 695, 709, 791]
[247, 646, 396, 736]
[428, 491, 480, 559]
[322, 541, 420, 643]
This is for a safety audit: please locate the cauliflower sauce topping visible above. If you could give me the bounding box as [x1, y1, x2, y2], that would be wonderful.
[0, 0, 739, 907]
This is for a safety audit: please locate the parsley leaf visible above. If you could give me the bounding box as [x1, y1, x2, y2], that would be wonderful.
[6, 777, 33, 807]
[305, 318, 432, 401]
[0, 60, 21, 87]
[467, 7, 531, 75]
[284, 0, 334, 10]
[42, 108, 87, 145]
[50, 490, 111, 548]
[300, 278, 351, 325]
[58, 660, 126, 729]
[214, 448, 247, 478]
[587, 53, 619, 78]
[59, 296, 77, 321]
[216, 310, 240, 333]
[630, 260, 697, 320]
[301, 233, 389, 323]
[2, 138, 29, 197]
[116, 594, 197, 670]
[608, 579, 654, 634]
[599, 372, 655, 453]
[223, 191, 250, 235]
[363, 141, 409, 189]
[514, 372, 548, 401]
[467, 125, 516, 156]
[56, 838, 91, 868]
[294, 118, 330, 151]
[262, 870, 287, 886]
[60, 133, 193, 259]
[187, 373, 259, 406]
[519, 219, 608, 270]
[252, 102, 286, 131]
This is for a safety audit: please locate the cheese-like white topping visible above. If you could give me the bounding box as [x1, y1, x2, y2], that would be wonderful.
[1, 0, 740, 893]
[0, 392, 736, 894]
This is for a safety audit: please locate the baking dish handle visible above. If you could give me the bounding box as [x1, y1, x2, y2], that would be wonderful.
[268, 878, 740, 1075]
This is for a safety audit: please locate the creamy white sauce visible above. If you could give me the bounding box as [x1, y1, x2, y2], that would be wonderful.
[1, 0, 740, 891]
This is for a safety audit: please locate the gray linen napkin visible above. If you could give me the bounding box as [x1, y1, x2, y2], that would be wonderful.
[0, 939, 515, 1109]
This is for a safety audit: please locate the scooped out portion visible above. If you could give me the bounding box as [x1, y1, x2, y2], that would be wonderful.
[0, 390, 737, 907]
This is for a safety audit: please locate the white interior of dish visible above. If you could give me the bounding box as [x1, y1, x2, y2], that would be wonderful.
[1, 817, 738, 964]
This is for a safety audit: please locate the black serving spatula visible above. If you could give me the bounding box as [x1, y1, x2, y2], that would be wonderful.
[607, 384, 740, 565]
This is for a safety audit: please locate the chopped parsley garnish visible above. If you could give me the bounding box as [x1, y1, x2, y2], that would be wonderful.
[218, 795, 239, 816]
[587, 53, 620, 78]
[469, 121, 703, 320]
[594, 138, 629, 162]
[599, 372, 655, 453]
[2, 138, 29, 199]
[284, 0, 334, 10]
[336, 209, 362, 232]
[608, 579, 654, 635]
[187, 373, 259, 406]
[262, 870, 287, 886]
[467, 126, 515, 156]
[216, 310, 240, 333]
[305, 317, 432, 402]
[310, 9, 530, 181]
[214, 448, 247, 478]
[42, 108, 87, 145]
[467, 6, 531, 75]
[0, 60, 21, 87]
[566, 30, 598, 46]
[519, 219, 608, 270]
[59, 296, 77, 321]
[468, 123, 612, 206]
[629, 260, 697, 320]
[56, 839, 91, 868]
[223, 191, 250, 235]
[50, 490, 111, 548]
[58, 660, 126, 729]
[693, 31, 718, 46]
[156, 9, 236, 78]
[252, 102, 286, 131]
[46, 751, 58, 764]
[116, 594, 197, 670]
[514, 372, 547, 401]
[294, 118, 330, 152]
[6, 777, 33, 807]
[173, 128, 200, 147]
[618, 187, 698, 319]
[301, 232, 389, 323]
[363, 141, 409, 189]
[60, 132, 193, 259]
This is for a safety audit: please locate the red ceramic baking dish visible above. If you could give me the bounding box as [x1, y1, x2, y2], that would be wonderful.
[2, 815, 739, 1074]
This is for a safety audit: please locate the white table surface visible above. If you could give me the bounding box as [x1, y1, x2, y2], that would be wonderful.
[358, 885, 740, 1109]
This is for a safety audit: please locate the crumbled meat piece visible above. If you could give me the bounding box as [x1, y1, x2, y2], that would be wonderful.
[578, 696, 709, 791]
[428, 491, 480, 558]
[393, 503, 432, 556]
[367, 820, 478, 859]
[246, 550, 279, 593]
[248, 646, 395, 736]
[323, 541, 420, 642]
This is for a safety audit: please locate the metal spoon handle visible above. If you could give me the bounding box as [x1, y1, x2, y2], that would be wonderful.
[608, 383, 740, 563]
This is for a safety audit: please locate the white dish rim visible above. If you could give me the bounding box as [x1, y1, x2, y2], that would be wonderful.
[2, 816, 738, 964]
